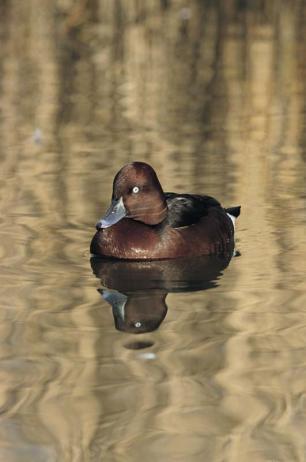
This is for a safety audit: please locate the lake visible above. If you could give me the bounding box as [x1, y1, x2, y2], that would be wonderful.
[1, 1, 306, 461]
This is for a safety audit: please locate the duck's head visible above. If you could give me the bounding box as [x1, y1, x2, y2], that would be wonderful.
[96, 162, 168, 229]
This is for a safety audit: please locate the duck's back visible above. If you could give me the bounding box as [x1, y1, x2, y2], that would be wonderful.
[165, 192, 221, 228]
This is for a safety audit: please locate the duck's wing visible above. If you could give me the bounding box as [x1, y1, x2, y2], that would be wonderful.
[165, 192, 222, 228]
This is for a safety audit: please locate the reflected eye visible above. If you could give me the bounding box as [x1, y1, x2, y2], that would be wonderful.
[132, 186, 140, 194]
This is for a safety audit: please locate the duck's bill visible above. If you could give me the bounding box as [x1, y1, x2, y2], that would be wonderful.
[96, 196, 127, 229]
[98, 288, 127, 319]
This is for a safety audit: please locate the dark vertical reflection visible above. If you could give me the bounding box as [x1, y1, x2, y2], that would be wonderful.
[0, 1, 305, 461]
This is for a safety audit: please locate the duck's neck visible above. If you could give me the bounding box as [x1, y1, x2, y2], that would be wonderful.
[131, 194, 168, 226]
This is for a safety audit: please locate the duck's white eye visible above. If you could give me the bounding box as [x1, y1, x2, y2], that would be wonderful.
[132, 186, 140, 194]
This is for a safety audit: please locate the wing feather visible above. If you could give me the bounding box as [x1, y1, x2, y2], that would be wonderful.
[165, 192, 221, 228]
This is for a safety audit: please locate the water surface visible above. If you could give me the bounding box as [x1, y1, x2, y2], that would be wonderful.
[0, 1, 306, 461]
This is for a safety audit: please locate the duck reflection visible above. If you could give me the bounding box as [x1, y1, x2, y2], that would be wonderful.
[99, 288, 168, 334]
[90, 254, 233, 338]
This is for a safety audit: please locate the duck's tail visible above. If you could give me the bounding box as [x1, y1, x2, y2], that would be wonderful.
[226, 206, 241, 229]
[226, 206, 241, 218]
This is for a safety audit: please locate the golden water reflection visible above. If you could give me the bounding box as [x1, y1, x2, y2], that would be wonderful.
[0, 1, 306, 461]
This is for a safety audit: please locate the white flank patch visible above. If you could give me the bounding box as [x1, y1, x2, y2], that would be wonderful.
[227, 213, 236, 229]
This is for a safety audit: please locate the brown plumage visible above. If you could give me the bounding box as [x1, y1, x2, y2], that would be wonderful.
[90, 162, 240, 260]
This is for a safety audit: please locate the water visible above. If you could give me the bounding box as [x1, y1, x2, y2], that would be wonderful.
[1, 1, 306, 461]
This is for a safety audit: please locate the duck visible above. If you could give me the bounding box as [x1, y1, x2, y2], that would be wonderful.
[90, 161, 240, 260]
